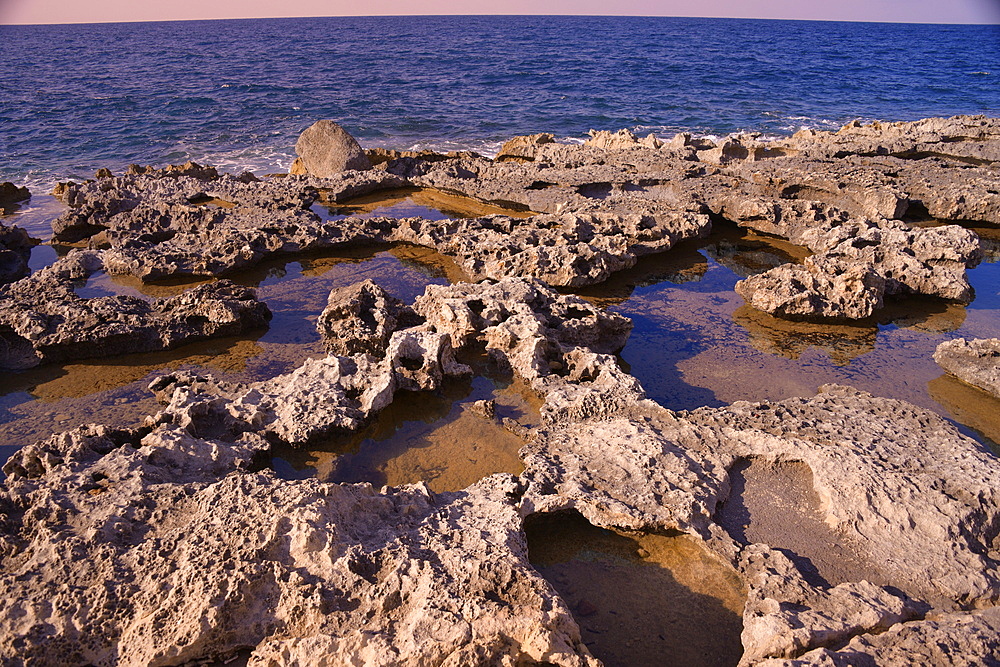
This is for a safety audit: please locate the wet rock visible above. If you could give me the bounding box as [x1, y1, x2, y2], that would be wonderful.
[0, 250, 271, 370]
[317, 279, 420, 357]
[934, 337, 1000, 398]
[469, 399, 497, 420]
[0, 223, 36, 284]
[294, 119, 372, 177]
[0, 182, 30, 213]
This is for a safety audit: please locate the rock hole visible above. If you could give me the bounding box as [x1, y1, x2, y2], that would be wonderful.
[575, 183, 614, 200]
[398, 355, 424, 371]
[524, 510, 745, 667]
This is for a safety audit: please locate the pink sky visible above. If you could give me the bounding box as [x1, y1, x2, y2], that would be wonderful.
[1, 0, 998, 25]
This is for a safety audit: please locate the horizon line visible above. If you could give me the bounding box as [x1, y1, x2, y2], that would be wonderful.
[2, 13, 996, 27]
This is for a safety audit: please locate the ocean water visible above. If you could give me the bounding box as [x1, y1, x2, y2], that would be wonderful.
[1, 16, 999, 190]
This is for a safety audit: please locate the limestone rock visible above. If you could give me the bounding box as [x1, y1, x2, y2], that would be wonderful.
[736, 258, 886, 320]
[757, 607, 1000, 666]
[934, 337, 1000, 398]
[294, 119, 372, 177]
[495, 132, 555, 161]
[0, 250, 271, 370]
[735, 220, 981, 320]
[317, 279, 420, 357]
[0, 422, 596, 666]
[585, 128, 663, 151]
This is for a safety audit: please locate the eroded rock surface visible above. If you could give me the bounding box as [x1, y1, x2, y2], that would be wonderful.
[6, 114, 1000, 666]
[0, 250, 271, 370]
[45, 115, 1000, 315]
[0, 425, 595, 666]
[0, 277, 634, 665]
[317, 279, 421, 357]
[934, 337, 1000, 398]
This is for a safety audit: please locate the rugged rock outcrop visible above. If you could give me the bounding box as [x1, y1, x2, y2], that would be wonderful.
[40, 115, 1000, 319]
[934, 337, 1000, 398]
[495, 132, 555, 161]
[0, 182, 30, 213]
[734, 218, 981, 320]
[0, 223, 35, 284]
[756, 607, 1000, 666]
[0, 250, 271, 370]
[0, 424, 596, 666]
[317, 279, 421, 357]
[292, 119, 372, 177]
[3, 273, 1000, 664]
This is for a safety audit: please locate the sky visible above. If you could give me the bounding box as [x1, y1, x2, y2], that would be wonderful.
[1, 0, 998, 25]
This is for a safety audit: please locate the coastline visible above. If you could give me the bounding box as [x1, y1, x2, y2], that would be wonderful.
[1, 115, 1000, 664]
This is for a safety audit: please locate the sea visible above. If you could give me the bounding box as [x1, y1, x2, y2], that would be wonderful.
[1, 15, 999, 191]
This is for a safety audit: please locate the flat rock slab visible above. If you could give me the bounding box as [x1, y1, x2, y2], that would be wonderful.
[934, 337, 1000, 398]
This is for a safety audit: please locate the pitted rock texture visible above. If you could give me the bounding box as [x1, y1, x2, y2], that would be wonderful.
[0, 424, 596, 667]
[316, 279, 421, 357]
[45, 115, 999, 310]
[292, 119, 372, 177]
[0, 250, 271, 370]
[755, 607, 1000, 667]
[150, 328, 470, 447]
[735, 218, 981, 320]
[517, 378, 1000, 661]
[413, 277, 641, 422]
[934, 337, 1000, 399]
[3, 276, 1000, 664]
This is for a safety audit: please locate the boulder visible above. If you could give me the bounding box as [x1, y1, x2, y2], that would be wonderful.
[0, 182, 29, 213]
[0, 223, 36, 284]
[294, 119, 372, 177]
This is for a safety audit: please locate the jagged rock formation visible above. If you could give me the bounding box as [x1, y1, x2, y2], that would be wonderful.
[5, 115, 1000, 665]
[316, 279, 421, 357]
[42, 115, 1000, 320]
[934, 337, 1000, 398]
[0, 250, 271, 370]
[0, 182, 30, 214]
[3, 276, 1000, 665]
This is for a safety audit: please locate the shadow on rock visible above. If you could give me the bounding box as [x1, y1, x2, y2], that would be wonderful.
[525, 510, 745, 667]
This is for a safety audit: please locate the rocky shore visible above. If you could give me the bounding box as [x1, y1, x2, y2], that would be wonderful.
[1, 115, 999, 665]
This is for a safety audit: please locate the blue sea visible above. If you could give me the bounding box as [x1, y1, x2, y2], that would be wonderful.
[1, 16, 999, 191]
